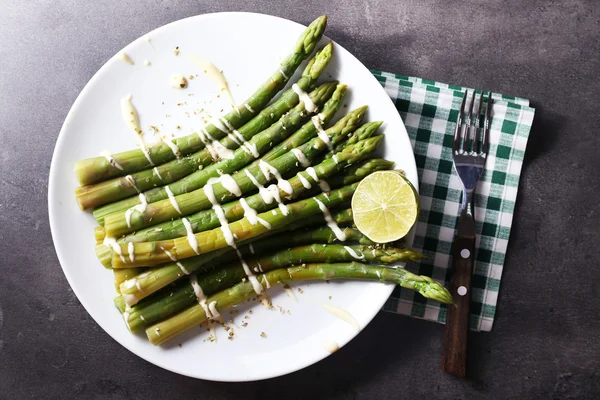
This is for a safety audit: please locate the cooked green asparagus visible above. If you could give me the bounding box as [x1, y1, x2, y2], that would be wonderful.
[74, 16, 328, 186]
[76, 43, 334, 210]
[146, 262, 453, 345]
[119, 245, 423, 331]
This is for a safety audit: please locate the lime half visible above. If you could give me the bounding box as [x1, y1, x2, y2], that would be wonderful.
[351, 171, 419, 243]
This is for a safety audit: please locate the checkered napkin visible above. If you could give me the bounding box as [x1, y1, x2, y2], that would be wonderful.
[372, 71, 535, 331]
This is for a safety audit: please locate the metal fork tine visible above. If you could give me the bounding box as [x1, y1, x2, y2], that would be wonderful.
[482, 92, 493, 154]
[453, 91, 468, 152]
[473, 91, 484, 153]
[462, 90, 476, 153]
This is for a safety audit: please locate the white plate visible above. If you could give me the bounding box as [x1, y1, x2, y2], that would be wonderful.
[48, 12, 417, 381]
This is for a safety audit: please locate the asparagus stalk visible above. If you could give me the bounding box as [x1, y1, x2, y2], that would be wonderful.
[146, 262, 453, 345]
[326, 158, 394, 188]
[103, 107, 369, 237]
[107, 132, 377, 247]
[260, 118, 383, 166]
[76, 44, 334, 211]
[327, 121, 383, 157]
[118, 207, 365, 306]
[93, 81, 338, 224]
[113, 179, 366, 267]
[113, 268, 144, 291]
[121, 245, 423, 331]
[74, 16, 328, 186]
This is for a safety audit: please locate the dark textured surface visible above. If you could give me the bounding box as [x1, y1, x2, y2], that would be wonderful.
[1, 0, 599, 398]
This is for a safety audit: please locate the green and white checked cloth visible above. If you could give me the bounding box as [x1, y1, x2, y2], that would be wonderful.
[372, 70, 535, 332]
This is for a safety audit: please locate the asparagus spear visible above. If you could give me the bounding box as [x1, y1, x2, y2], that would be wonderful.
[326, 158, 394, 188]
[113, 268, 144, 291]
[146, 262, 453, 345]
[93, 141, 371, 270]
[327, 121, 383, 157]
[76, 43, 334, 211]
[259, 118, 383, 166]
[118, 206, 365, 306]
[74, 16, 328, 186]
[107, 134, 378, 248]
[120, 245, 423, 331]
[113, 179, 367, 267]
[93, 81, 338, 224]
[103, 107, 369, 237]
[94, 158, 391, 269]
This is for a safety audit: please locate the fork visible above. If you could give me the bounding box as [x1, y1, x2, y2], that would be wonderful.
[441, 90, 492, 377]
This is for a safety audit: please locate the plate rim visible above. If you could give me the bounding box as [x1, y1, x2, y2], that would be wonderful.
[48, 11, 418, 381]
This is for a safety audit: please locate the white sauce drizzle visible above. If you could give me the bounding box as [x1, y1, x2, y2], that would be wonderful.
[197, 128, 234, 160]
[208, 301, 220, 318]
[284, 284, 298, 302]
[235, 247, 263, 295]
[262, 275, 271, 289]
[214, 118, 232, 134]
[244, 103, 254, 113]
[304, 165, 331, 192]
[177, 262, 190, 275]
[204, 178, 264, 296]
[120, 95, 154, 165]
[343, 246, 365, 260]
[239, 198, 272, 229]
[234, 130, 259, 158]
[216, 118, 257, 158]
[101, 151, 123, 170]
[188, 55, 237, 112]
[318, 180, 331, 192]
[123, 304, 131, 329]
[122, 293, 138, 306]
[258, 160, 293, 195]
[190, 275, 213, 319]
[169, 74, 187, 89]
[103, 236, 126, 263]
[135, 272, 149, 291]
[119, 51, 134, 65]
[124, 175, 140, 193]
[219, 174, 241, 196]
[322, 340, 340, 354]
[160, 246, 177, 262]
[124, 193, 148, 228]
[121, 94, 142, 134]
[153, 167, 163, 181]
[204, 178, 235, 246]
[311, 115, 332, 150]
[165, 186, 182, 214]
[292, 83, 317, 113]
[127, 242, 135, 262]
[279, 68, 289, 79]
[244, 170, 290, 215]
[314, 198, 347, 241]
[182, 218, 199, 254]
[291, 148, 311, 167]
[306, 167, 320, 183]
[161, 137, 181, 158]
[298, 173, 312, 189]
[320, 302, 360, 332]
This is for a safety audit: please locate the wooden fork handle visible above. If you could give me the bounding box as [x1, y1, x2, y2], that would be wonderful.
[441, 232, 475, 377]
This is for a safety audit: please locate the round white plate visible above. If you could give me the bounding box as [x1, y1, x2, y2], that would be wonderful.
[48, 12, 417, 381]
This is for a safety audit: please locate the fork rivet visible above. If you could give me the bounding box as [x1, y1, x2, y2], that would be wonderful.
[460, 249, 470, 259]
[457, 286, 468, 296]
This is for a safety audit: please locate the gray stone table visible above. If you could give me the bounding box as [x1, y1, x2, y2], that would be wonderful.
[1, 1, 599, 398]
